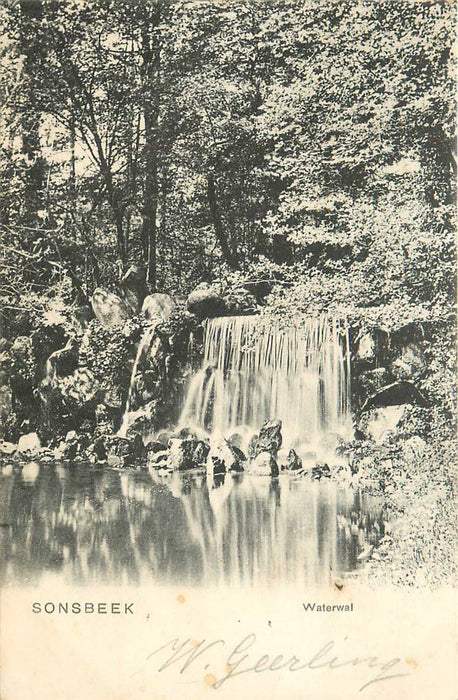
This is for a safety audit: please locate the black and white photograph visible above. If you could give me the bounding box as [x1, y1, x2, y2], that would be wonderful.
[0, 1, 455, 698]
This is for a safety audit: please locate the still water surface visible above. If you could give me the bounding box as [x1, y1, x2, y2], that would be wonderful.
[0, 463, 385, 587]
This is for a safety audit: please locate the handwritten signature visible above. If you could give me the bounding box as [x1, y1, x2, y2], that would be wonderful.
[143, 633, 410, 692]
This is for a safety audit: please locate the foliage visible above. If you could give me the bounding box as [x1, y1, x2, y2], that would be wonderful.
[79, 317, 145, 388]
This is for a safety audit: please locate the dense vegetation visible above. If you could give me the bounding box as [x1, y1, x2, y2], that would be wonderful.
[1, 1, 455, 319]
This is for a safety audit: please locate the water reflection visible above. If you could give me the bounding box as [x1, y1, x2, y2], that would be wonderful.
[0, 464, 384, 587]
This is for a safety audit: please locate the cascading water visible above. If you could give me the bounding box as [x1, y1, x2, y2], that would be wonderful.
[180, 315, 351, 455]
[118, 325, 157, 438]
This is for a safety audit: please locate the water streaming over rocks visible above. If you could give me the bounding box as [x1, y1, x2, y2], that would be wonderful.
[180, 315, 352, 455]
[118, 325, 157, 438]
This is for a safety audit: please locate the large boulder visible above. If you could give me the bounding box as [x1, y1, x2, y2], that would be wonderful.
[167, 438, 209, 471]
[361, 381, 429, 411]
[248, 451, 279, 477]
[17, 432, 41, 454]
[186, 282, 224, 318]
[91, 288, 132, 330]
[207, 437, 245, 475]
[250, 419, 283, 457]
[142, 293, 176, 323]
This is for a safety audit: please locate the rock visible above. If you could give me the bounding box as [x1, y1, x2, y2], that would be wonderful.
[285, 448, 302, 470]
[177, 427, 198, 440]
[123, 401, 160, 439]
[311, 462, 332, 480]
[357, 368, 390, 398]
[227, 433, 243, 450]
[251, 419, 283, 457]
[0, 440, 17, 456]
[390, 344, 426, 380]
[17, 432, 41, 454]
[57, 431, 79, 460]
[91, 288, 132, 330]
[146, 441, 166, 454]
[106, 435, 144, 467]
[207, 437, 245, 475]
[247, 433, 259, 459]
[231, 444, 247, 462]
[355, 329, 388, 365]
[92, 437, 107, 462]
[155, 429, 175, 446]
[361, 381, 429, 411]
[248, 451, 279, 477]
[222, 287, 257, 315]
[356, 333, 376, 362]
[167, 438, 209, 470]
[142, 293, 176, 323]
[147, 449, 168, 468]
[186, 282, 224, 318]
[363, 405, 408, 444]
[46, 343, 78, 379]
[357, 545, 374, 562]
[59, 368, 101, 409]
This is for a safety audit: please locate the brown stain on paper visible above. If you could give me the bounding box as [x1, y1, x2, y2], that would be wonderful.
[405, 657, 418, 669]
[204, 673, 217, 687]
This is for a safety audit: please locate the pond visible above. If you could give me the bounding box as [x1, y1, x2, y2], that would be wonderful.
[0, 463, 385, 588]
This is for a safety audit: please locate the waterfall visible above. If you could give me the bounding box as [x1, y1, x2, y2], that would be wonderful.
[180, 314, 351, 454]
[118, 325, 157, 437]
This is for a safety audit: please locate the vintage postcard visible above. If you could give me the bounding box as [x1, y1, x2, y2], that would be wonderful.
[0, 1, 455, 698]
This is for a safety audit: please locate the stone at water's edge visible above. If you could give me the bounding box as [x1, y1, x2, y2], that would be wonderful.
[285, 448, 302, 471]
[91, 288, 132, 330]
[206, 437, 245, 475]
[186, 282, 224, 318]
[167, 438, 209, 471]
[250, 419, 283, 458]
[106, 434, 144, 467]
[248, 451, 279, 477]
[0, 440, 16, 456]
[142, 293, 176, 323]
[311, 462, 332, 480]
[17, 432, 41, 453]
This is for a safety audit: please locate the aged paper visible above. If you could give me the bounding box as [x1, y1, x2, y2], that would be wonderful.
[0, 1, 456, 699]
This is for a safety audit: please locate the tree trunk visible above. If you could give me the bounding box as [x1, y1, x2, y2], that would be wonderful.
[207, 173, 238, 269]
[140, 7, 161, 292]
[19, 0, 45, 226]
